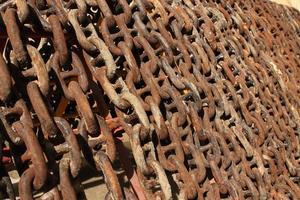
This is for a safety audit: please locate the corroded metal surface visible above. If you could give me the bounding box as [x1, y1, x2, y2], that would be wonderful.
[0, 0, 299, 199]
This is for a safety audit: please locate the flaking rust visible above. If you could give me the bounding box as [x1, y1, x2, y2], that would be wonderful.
[0, 0, 299, 199]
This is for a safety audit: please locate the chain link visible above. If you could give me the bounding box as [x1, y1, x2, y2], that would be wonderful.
[0, 0, 299, 199]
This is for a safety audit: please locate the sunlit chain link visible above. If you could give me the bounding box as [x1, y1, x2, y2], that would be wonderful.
[0, 0, 299, 199]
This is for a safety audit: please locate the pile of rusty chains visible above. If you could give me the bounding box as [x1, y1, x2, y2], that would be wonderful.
[0, 0, 299, 199]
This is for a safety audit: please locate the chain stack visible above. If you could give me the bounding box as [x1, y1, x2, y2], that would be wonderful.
[0, 0, 299, 199]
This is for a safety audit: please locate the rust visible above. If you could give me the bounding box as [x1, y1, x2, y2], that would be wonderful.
[0, 0, 299, 198]
[13, 122, 47, 190]
[94, 151, 124, 200]
[27, 81, 57, 139]
[0, 54, 11, 101]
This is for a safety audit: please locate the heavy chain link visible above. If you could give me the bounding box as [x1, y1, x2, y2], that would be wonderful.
[0, 0, 299, 199]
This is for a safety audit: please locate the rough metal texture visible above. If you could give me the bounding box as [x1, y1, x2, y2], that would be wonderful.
[0, 0, 299, 199]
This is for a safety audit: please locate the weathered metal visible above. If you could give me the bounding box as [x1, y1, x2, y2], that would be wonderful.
[0, 0, 299, 199]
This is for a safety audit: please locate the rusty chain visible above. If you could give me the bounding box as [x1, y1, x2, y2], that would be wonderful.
[0, 0, 299, 199]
